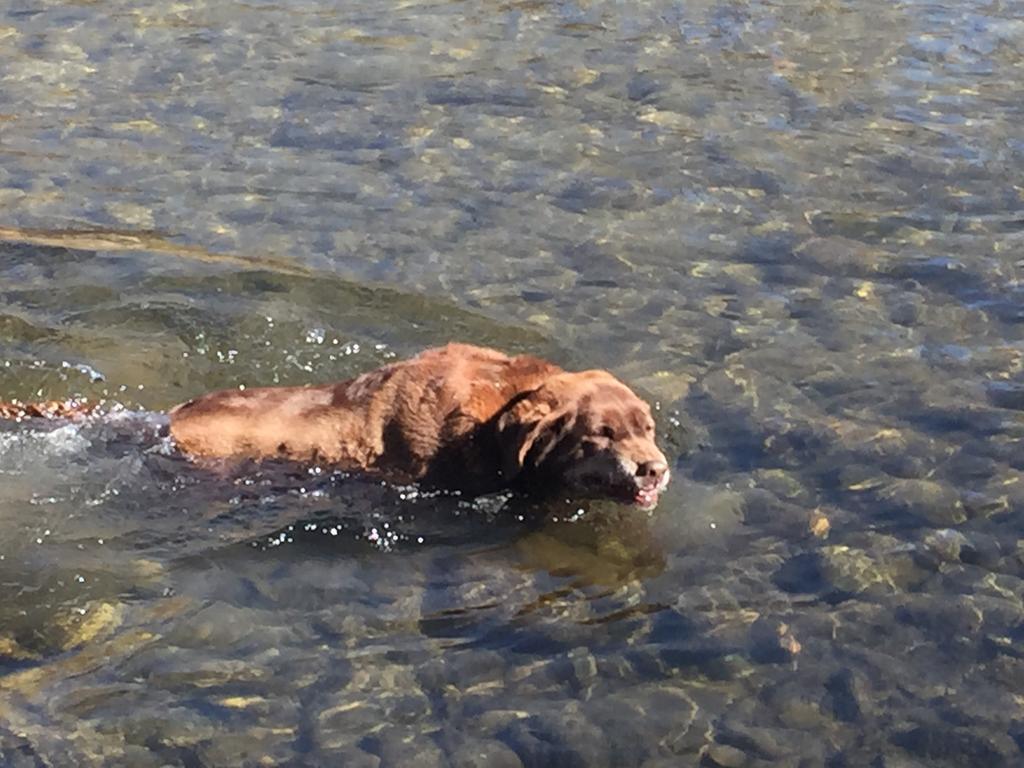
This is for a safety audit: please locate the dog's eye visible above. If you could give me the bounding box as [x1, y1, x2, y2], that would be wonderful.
[645, 423, 655, 433]
[599, 425, 616, 439]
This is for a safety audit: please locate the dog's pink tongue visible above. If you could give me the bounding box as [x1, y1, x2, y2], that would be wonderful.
[634, 487, 659, 509]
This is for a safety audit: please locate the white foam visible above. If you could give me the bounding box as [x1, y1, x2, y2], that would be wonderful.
[0, 423, 91, 466]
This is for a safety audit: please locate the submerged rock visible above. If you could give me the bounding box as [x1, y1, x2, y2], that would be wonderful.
[748, 619, 801, 664]
[776, 541, 924, 598]
[703, 742, 748, 767]
[922, 528, 969, 563]
[448, 737, 524, 768]
[878, 479, 966, 526]
[891, 724, 1017, 766]
[793, 236, 892, 277]
[820, 544, 922, 596]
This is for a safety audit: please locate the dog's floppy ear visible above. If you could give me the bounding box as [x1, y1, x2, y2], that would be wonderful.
[495, 389, 574, 483]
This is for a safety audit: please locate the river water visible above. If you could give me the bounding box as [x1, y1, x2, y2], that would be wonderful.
[1, 0, 1023, 765]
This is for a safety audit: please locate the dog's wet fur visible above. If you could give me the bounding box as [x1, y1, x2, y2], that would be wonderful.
[3, 344, 671, 508]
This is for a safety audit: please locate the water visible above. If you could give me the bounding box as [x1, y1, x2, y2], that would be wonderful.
[1, 0, 1023, 764]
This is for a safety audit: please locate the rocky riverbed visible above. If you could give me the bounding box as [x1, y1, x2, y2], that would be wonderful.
[2, 0, 1024, 764]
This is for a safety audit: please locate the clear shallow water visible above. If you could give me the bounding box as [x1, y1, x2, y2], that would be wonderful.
[1, 0, 1024, 765]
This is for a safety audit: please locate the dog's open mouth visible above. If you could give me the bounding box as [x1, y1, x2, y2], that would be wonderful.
[572, 467, 669, 510]
[610, 480, 664, 510]
[632, 486, 662, 510]
[624, 469, 670, 510]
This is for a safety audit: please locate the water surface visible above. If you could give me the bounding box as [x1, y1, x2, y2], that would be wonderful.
[2, 0, 1024, 765]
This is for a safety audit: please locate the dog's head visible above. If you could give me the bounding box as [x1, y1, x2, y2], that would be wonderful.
[496, 370, 670, 509]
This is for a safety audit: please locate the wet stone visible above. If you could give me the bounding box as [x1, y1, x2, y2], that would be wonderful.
[954, 672, 1024, 726]
[792, 237, 892, 277]
[315, 747, 381, 768]
[565, 647, 598, 692]
[0, 728, 47, 768]
[888, 297, 923, 327]
[748, 618, 801, 664]
[416, 650, 507, 693]
[921, 529, 1007, 571]
[895, 596, 985, 642]
[498, 707, 611, 768]
[626, 73, 662, 102]
[196, 726, 298, 768]
[107, 707, 220, 749]
[835, 463, 890, 494]
[777, 544, 924, 598]
[878, 479, 966, 526]
[823, 668, 870, 723]
[593, 654, 636, 684]
[504, 657, 574, 697]
[164, 601, 291, 649]
[759, 680, 830, 731]
[987, 382, 1024, 411]
[49, 601, 123, 653]
[958, 533, 1009, 569]
[872, 755, 931, 768]
[582, 695, 670, 766]
[469, 709, 533, 735]
[129, 651, 271, 692]
[365, 729, 447, 768]
[891, 724, 1017, 766]
[314, 688, 431, 753]
[960, 490, 1009, 520]
[0, 634, 37, 662]
[921, 528, 969, 563]
[741, 488, 816, 538]
[942, 448, 1000, 484]
[664, 649, 755, 682]
[704, 742, 749, 768]
[749, 469, 814, 505]
[447, 737, 525, 768]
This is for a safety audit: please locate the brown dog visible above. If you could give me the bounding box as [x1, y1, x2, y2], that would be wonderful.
[0, 344, 670, 508]
[168, 344, 670, 507]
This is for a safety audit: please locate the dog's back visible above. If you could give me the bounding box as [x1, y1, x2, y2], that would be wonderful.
[169, 343, 563, 490]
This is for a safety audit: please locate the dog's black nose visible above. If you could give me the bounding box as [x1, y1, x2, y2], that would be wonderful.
[636, 460, 668, 483]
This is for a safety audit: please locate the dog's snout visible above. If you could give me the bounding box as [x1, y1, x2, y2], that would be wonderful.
[636, 460, 668, 483]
